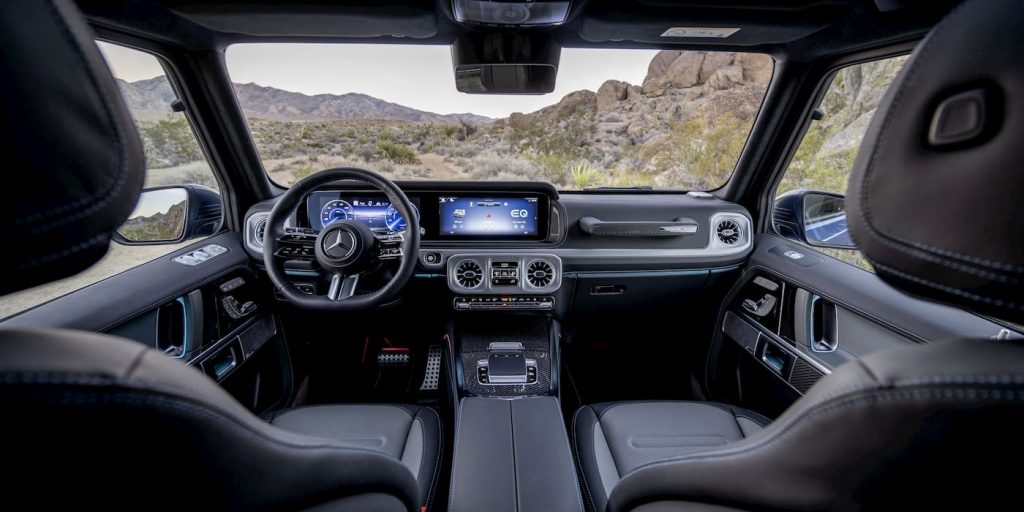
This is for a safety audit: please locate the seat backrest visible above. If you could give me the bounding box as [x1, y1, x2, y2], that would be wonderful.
[608, 0, 1024, 509]
[0, 328, 419, 509]
[0, 1, 419, 509]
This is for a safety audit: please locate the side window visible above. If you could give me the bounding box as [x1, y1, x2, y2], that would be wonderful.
[774, 55, 909, 270]
[0, 42, 220, 319]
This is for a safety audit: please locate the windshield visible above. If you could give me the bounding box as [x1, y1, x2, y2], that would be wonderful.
[221, 44, 771, 190]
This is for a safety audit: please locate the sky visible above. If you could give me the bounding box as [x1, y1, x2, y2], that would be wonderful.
[98, 42, 658, 119]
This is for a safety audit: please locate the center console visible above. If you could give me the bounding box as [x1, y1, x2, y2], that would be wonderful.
[449, 396, 583, 512]
[446, 317, 581, 511]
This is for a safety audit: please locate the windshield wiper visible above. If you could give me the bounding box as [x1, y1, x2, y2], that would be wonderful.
[581, 186, 654, 192]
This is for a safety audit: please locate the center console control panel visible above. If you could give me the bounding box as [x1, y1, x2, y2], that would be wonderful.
[447, 254, 561, 310]
[476, 343, 539, 385]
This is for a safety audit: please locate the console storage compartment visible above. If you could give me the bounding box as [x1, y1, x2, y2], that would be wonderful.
[450, 396, 582, 512]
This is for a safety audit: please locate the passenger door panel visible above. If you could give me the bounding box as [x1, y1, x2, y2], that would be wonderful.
[708, 234, 1009, 417]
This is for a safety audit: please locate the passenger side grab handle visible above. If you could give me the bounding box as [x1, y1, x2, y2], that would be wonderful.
[578, 216, 699, 237]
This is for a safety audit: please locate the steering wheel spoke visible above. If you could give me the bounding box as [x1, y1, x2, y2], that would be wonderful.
[375, 232, 404, 260]
[326, 272, 360, 300]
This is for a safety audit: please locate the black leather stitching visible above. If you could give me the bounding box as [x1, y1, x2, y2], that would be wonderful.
[626, 382, 1024, 475]
[855, 0, 1024, 275]
[421, 407, 443, 511]
[18, 0, 133, 234]
[571, 406, 601, 512]
[872, 261, 1024, 310]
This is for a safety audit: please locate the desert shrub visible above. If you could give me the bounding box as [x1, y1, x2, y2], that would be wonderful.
[466, 154, 534, 181]
[640, 112, 749, 189]
[293, 164, 317, 181]
[570, 161, 604, 189]
[139, 116, 204, 168]
[377, 141, 420, 165]
[451, 143, 483, 159]
[355, 144, 377, 162]
[434, 124, 457, 143]
[528, 153, 573, 184]
[376, 160, 396, 174]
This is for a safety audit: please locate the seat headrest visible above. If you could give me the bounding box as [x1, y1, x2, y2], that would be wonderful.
[0, 0, 144, 295]
[847, 0, 1024, 324]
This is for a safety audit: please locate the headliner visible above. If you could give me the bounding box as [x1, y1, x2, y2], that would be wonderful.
[78, 0, 960, 61]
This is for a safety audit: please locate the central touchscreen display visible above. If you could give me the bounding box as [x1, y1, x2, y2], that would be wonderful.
[439, 196, 539, 237]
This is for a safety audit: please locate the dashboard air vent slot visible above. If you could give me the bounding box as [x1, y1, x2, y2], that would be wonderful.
[254, 218, 267, 247]
[455, 260, 483, 289]
[716, 219, 742, 245]
[526, 260, 554, 288]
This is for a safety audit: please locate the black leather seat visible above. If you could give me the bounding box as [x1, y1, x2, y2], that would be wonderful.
[572, 0, 1024, 510]
[0, 1, 439, 510]
[573, 402, 770, 512]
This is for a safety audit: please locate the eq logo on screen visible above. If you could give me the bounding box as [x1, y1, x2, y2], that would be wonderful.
[510, 209, 529, 218]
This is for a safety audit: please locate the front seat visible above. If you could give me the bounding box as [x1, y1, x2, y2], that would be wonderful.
[0, 1, 439, 510]
[573, 0, 1024, 510]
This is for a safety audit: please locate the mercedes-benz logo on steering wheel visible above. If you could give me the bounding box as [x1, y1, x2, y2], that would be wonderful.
[323, 229, 356, 259]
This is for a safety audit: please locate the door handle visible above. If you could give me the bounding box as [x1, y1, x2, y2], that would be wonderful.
[809, 295, 839, 352]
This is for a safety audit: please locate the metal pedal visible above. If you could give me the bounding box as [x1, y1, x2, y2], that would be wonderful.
[420, 345, 442, 391]
[377, 348, 411, 367]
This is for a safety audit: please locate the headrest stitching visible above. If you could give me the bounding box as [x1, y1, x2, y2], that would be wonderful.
[10, 0, 133, 239]
[871, 260, 1023, 311]
[855, 0, 1024, 275]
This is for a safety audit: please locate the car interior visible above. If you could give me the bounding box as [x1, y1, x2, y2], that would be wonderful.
[1, 0, 1023, 510]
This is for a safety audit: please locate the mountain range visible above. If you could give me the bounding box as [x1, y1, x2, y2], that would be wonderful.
[116, 76, 491, 125]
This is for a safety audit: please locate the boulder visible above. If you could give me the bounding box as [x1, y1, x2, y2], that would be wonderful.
[554, 90, 597, 118]
[626, 85, 643, 101]
[596, 80, 630, 111]
[508, 112, 529, 130]
[699, 52, 735, 84]
[664, 52, 705, 89]
[645, 50, 683, 82]
[738, 53, 773, 84]
[708, 64, 745, 90]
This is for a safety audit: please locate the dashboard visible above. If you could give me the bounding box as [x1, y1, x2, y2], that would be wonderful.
[301, 189, 550, 241]
[244, 181, 756, 313]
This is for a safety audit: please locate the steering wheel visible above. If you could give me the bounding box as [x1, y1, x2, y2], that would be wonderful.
[262, 167, 420, 311]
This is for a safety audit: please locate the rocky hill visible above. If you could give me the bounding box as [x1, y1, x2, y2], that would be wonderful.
[116, 76, 490, 124]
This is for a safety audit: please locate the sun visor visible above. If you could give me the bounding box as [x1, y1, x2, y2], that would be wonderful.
[169, 2, 438, 39]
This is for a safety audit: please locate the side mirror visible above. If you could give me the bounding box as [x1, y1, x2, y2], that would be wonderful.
[773, 189, 855, 249]
[114, 185, 222, 245]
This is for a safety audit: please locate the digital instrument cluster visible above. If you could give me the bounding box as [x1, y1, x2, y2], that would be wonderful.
[305, 190, 548, 240]
[308, 192, 420, 233]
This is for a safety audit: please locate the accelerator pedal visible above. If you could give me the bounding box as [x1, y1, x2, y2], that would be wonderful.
[420, 345, 442, 391]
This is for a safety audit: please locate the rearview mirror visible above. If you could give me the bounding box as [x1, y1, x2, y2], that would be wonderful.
[452, 33, 560, 94]
[115, 185, 222, 245]
[773, 189, 855, 249]
[455, 64, 557, 94]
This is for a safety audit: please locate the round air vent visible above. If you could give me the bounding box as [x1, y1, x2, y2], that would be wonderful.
[526, 260, 554, 288]
[716, 219, 742, 245]
[254, 218, 268, 247]
[455, 260, 483, 289]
